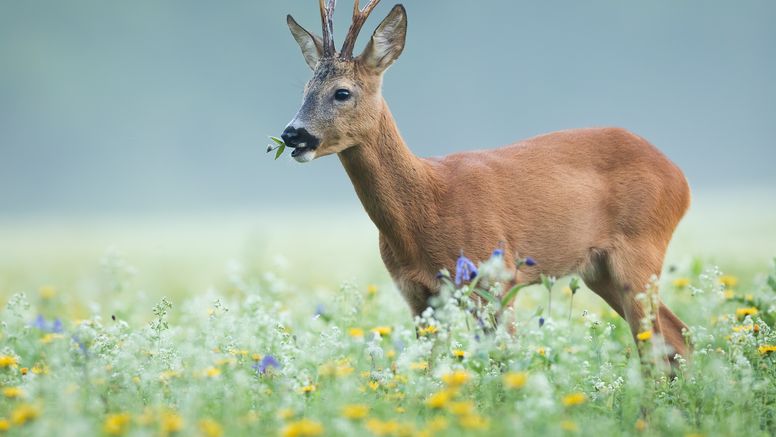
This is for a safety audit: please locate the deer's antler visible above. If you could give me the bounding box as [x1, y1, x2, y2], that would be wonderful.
[319, 0, 337, 56]
[340, 0, 382, 59]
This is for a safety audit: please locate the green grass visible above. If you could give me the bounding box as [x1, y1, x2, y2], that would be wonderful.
[1, 193, 775, 436]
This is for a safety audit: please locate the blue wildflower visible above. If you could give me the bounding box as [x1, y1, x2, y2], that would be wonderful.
[32, 315, 64, 333]
[315, 303, 325, 317]
[492, 248, 504, 257]
[525, 257, 537, 267]
[455, 252, 478, 286]
[254, 355, 280, 374]
[539, 317, 545, 327]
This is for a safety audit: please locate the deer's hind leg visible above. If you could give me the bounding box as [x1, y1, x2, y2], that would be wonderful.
[583, 239, 689, 367]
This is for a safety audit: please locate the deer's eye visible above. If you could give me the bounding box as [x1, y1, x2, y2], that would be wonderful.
[334, 89, 351, 101]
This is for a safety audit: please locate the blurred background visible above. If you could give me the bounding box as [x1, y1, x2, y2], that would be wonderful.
[1, 0, 774, 312]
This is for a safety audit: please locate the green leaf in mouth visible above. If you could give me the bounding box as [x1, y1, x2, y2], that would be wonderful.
[267, 136, 286, 160]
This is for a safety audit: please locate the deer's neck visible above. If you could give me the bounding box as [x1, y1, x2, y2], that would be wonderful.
[338, 101, 437, 255]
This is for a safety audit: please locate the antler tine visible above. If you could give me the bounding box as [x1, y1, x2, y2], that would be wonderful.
[340, 0, 382, 59]
[319, 0, 337, 56]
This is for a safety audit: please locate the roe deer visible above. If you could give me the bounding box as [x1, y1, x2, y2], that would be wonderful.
[281, 1, 690, 364]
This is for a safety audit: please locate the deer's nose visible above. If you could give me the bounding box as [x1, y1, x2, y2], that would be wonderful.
[281, 126, 320, 150]
[281, 126, 299, 146]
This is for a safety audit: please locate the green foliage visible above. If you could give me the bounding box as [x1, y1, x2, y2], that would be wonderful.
[0, 251, 775, 436]
[268, 136, 286, 160]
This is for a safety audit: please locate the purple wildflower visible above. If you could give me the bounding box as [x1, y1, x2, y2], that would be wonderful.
[314, 303, 325, 317]
[455, 252, 478, 286]
[254, 355, 280, 374]
[525, 257, 537, 267]
[492, 248, 504, 257]
[32, 315, 63, 333]
[539, 317, 545, 327]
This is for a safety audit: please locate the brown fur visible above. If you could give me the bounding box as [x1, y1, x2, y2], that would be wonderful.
[286, 4, 691, 363]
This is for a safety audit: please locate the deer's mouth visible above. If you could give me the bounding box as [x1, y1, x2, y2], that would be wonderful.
[290, 143, 317, 158]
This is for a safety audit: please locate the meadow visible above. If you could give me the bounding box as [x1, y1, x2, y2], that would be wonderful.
[1, 193, 775, 436]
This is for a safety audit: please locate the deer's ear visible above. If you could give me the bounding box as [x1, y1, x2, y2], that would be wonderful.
[287, 15, 323, 70]
[358, 4, 407, 73]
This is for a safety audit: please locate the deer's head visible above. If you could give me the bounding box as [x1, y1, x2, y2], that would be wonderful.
[282, 1, 407, 163]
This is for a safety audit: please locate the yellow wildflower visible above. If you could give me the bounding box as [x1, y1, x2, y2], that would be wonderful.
[11, 403, 39, 426]
[672, 278, 690, 288]
[372, 326, 392, 336]
[229, 349, 249, 357]
[103, 413, 131, 435]
[447, 401, 474, 416]
[20, 367, 28, 375]
[562, 392, 587, 406]
[560, 420, 579, 432]
[452, 349, 466, 359]
[365, 419, 412, 436]
[441, 370, 470, 387]
[300, 384, 316, 394]
[0, 418, 8, 431]
[418, 325, 438, 336]
[341, 404, 369, 420]
[160, 411, 183, 435]
[199, 419, 223, 437]
[425, 390, 453, 409]
[368, 381, 379, 391]
[503, 371, 528, 389]
[0, 355, 19, 368]
[459, 414, 489, 430]
[635, 418, 647, 432]
[410, 361, 428, 371]
[723, 290, 735, 300]
[367, 284, 378, 296]
[159, 370, 180, 381]
[637, 331, 653, 341]
[736, 307, 758, 318]
[758, 345, 776, 355]
[719, 275, 738, 288]
[536, 347, 546, 356]
[281, 419, 323, 437]
[39, 285, 56, 299]
[205, 367, 221, 378]
[336, 363, 354, 377]
[395, 406, 406, 414]
[2, 387, 23, 399]
[348, 327, 365, 338]
[252, 353, 262, 361]
[31, 363, 48, 375]
[732, 324, 759, 333]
